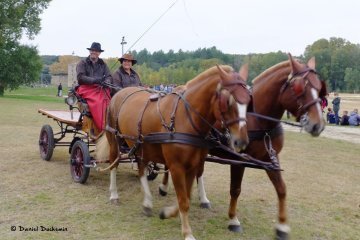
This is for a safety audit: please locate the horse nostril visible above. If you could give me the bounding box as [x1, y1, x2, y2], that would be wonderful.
[310, 123, 324, 136]
[234, 139, 245, 148]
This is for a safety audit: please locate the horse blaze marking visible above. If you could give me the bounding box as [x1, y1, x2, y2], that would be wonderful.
[237, 103, 247, 128]
[311, 88, 322, 118]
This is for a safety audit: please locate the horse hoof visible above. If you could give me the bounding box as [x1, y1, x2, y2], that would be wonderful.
[159, 210, 166, 220]
[200, 202, 211, 209]
[159, 188, 167, 196]
[275, 229, 289, 240]
[110, 199, 120, 205]
[185, 234, 196, 240]
[228, 224, 242, 233]
[143, 207, 153, 217]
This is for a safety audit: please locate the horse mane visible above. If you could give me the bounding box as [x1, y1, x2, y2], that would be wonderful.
[185, 65, 233, 88]
[252, 61, 290, 84]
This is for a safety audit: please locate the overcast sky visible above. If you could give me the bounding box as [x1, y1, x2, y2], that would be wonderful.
[21, 0, 360, 58]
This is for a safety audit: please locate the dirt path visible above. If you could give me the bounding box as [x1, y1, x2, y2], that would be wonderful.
[283, 124, 360, 145]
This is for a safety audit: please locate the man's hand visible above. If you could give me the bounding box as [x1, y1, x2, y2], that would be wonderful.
[93, 77, 103, 84]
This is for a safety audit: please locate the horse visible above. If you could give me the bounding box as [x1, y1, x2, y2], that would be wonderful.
[159, 54, 326, 239]
[96, 65, 252, 240]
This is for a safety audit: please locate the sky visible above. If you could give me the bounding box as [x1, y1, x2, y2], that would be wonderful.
[21, 0, 360, 58]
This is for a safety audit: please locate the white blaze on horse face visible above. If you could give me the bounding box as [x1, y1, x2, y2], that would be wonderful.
[237, 103, 247, 128]
[311, 88, 322, 119]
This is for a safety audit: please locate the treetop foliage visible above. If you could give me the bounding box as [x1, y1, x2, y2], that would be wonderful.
[0, 0, 50, 96]
[45, 37, 360, 92]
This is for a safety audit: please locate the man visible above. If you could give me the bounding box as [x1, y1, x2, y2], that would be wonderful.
[332, 92, 341, 125]
[76, 42, 112, 134]
[111, 53, 142, 95]
[57, 83, 62, 97]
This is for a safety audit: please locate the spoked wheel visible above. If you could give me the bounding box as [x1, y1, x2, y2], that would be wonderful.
[39, 124, 55, 161]
[146, 162, 159, 181]
[70, 140, 90, 184]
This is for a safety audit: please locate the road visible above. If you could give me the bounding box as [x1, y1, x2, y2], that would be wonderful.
[282, 124, 360, 145]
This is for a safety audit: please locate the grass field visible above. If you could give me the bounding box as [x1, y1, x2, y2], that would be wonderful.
[0, 88, 359, 240]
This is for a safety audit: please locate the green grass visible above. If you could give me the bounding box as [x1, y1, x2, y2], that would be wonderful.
[3, 86, 69, 102]
[0, 95, 359, 240]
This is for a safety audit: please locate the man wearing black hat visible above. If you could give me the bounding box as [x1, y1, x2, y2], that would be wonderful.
[76, 42, 112, 134]
[111, 53, 142, 95]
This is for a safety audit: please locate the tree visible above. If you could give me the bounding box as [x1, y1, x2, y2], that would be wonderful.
[0, 43, 43, 90]
[0, 0, 51, 96]
[344, 68, 360, 93]
[49, 55, 81, 75]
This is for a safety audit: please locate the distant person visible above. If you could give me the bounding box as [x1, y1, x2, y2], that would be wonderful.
[320, 94, 328, 113]
[76, 42, 112, 133]
[327, 107, 336, 124]
[348, 109, 360, 126]
[111, 53, 142, 96]
[332, 92, 341, 125]
[57, 83, 62, 97]
[340, 110, 349, 126]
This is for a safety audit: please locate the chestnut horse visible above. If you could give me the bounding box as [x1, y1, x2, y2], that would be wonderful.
[96, 65, 251, 240]
[162, 54, 326, 239]
[226, 54, 325, 240]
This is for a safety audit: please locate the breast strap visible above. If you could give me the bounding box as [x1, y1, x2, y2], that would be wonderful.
[248, 123, 283, 141]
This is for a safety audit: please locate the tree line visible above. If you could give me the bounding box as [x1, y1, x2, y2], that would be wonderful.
[1, 0, 360, 96]
[45, 38, 360, 92]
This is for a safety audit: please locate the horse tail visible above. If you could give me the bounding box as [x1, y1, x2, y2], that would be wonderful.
[96, 133, 110, 160]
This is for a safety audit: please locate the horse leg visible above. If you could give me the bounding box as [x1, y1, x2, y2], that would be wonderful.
[139, 161, 153, 217]
[109, 167, 119, 205]
[160, 167, 196, 240]
[196, 166, 211, 209]
[109, 136, 120, 205]
[266, 169, 290, 240]
[159, 167, 169, 196]
[228, 165, 245, 232]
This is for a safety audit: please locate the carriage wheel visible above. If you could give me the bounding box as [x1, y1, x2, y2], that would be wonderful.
[39, 124, 55, 161]
[146, 162, 159, 181]
[70, 140, 90, 184]
[69, 137, 81, 154]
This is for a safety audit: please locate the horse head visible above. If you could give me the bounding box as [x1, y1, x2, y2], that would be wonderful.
[281, 54, 326, 136]
[214, 65, 251, 151]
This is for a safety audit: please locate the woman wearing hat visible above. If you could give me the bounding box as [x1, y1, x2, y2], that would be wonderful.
[111, 53, 142, 95]
[76, 42, 112, 134]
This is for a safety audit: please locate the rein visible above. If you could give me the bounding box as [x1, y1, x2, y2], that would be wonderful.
[247, 112, 303, 127]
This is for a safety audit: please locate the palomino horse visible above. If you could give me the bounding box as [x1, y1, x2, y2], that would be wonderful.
[167, 54, 325, 239]
[96, 65, 251, 240]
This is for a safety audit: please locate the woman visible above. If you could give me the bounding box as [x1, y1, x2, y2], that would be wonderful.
[111, 53, 142, 95]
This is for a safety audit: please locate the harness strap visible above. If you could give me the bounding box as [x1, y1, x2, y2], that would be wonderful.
[156, 93, 181, 132]
[247, 123, 283, 141]
[143, 132, 217, 149]
[173, 92, 224, 137]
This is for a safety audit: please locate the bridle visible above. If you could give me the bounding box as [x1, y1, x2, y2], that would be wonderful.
[215, 72, 250, 128]
[280, 67, 322, 120]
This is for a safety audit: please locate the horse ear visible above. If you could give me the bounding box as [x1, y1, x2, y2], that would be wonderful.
[239, 64, 248, 81]
[216, 64, 231, 82]
[307, 56, 316, 69]
[288, 53, 297, 73]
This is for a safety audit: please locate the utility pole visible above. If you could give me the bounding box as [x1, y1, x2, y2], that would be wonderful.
[121, 36, 127, 55]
